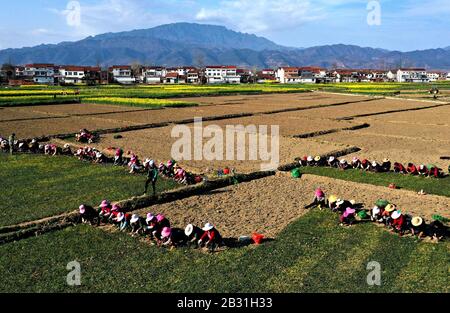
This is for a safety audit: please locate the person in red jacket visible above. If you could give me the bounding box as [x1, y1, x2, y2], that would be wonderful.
[394, 162, 407, 174]
[390, 210, 406, 235]
[407, 163, 418, 175]
[199, 223, 223, 251]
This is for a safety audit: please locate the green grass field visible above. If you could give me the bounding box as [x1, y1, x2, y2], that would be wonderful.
[0, 209, 447, 293]
[297, 167, 450, 197]
[0, 154, 178, 227]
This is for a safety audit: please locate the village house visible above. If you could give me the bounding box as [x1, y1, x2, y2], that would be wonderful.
[108, 65, 136, 84]
[186, 70, 200, 84]
[276, 67, 302, 84]
[396, 68, 429, 83]
[141, 67, 165, 84]
[426, 71, 447, 82]
[24, 63, 56, 84]
[205, 66, 241, 84]
[58, 65, 86, 84]
[298, 67, 327, 83]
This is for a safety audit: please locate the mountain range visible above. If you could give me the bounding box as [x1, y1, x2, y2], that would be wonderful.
[1, 22, 449, 70]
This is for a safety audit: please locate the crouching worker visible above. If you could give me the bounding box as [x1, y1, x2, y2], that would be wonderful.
[185, 224, 204, 248]
[328, 195, 338, 211]
[98, 200, 112, 223]
[115, 212, 131, 231]
[410, 216, 426, 239]
[340, 207, 356, 226]
[199, 223, 224, 252]
[381, 158, 391, 172]
[62, 144, 72, 155]
[161, 227, 187, 248]
[130, 214, 147, 235]
[394, 162, 407, 174]
[153, 214, 171, 243]
[78, 204, 98, 225]
[390, 210, 406, 235]
[428, 216, 448, 242]
[328, 156, 338, 168]
[305, 188, 326, 209]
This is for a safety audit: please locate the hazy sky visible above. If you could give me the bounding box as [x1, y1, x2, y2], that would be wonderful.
[0, 0, 448, 51]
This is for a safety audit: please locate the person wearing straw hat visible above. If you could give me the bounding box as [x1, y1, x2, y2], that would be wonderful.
[144, 159, 158, 196]
[199, 223, 223, 252]
[130, 214, 146, 235]
[328, 195, 338, 211]
[161, 227, 187, 248]
[78, 204, 98, 225]
[390, 210, 406, 235]
[314, 155, 325, 167]
[340, 207, 356, 226]
[410, 216, 426, 239]
[381, 204, 395, 226]
[185, 224, 204, 247]
[381, 158, 391, 172]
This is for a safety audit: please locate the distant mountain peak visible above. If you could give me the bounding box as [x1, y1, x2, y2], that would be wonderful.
[1, 23, 450, 70]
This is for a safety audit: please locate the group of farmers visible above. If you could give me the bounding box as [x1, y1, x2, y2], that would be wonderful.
[299, 155, 446, 178]
[78, 201, 224, 251]
[1, 131, 202, 188]
[310, 188, 448, 241]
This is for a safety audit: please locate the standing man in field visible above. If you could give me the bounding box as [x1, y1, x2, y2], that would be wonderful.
[8, 133, 15, 155]
[144, 159, 158, 197]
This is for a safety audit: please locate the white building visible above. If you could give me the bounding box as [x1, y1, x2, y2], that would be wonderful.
[109, 66, 135, 84]
[58, 66, 86, 84]
[141, 67, 165, 84]
[24, 64, 55, 84]
[205, 66, 240, 84]
[426, 71, 445, 82]
[276, 67, 300, 84]
[447, 72, 450, 81]
[396, 68, 429, 83]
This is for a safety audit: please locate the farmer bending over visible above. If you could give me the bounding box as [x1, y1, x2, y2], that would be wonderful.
[198, 223, 224, 252]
